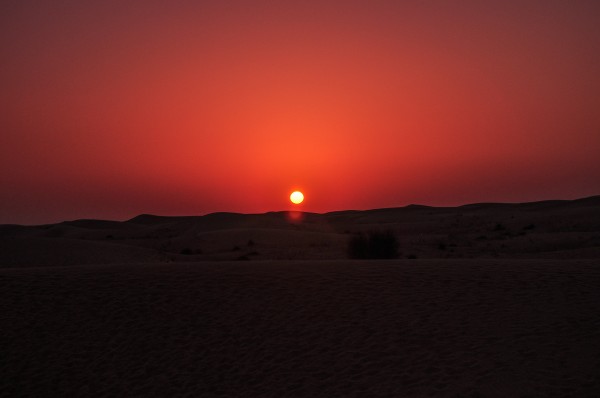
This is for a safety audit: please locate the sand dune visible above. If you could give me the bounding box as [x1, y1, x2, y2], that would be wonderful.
[1, 197, 599, 396]
[1, 196, 599, 266]
[2, 260, 600, 397]
[0, 237, 163, 267]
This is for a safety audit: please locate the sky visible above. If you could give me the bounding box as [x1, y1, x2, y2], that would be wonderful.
[1, 0, 599, 224]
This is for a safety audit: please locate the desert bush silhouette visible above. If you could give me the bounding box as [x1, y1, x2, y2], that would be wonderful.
[347, 230, 399, 259]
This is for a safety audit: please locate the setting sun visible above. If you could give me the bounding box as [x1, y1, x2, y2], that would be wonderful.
[290, 191, 304, 205]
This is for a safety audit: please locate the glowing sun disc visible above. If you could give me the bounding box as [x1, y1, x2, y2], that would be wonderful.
[290, 191, 304, 204]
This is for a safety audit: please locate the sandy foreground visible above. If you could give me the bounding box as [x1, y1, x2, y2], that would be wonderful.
[2, 260, 600, 397]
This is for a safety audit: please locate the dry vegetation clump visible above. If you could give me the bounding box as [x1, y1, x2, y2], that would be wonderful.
[347, 230, 399, 259]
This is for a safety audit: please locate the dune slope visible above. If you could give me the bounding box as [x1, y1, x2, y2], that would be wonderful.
[1, 196, 599, 265]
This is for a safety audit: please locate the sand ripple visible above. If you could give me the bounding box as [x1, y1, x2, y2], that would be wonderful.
[2, 260, 600, 397]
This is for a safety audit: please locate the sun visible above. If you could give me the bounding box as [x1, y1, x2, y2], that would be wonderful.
[290, 191, 304, 204]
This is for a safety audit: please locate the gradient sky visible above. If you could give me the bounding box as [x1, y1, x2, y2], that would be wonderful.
[1, 0, 599, 224]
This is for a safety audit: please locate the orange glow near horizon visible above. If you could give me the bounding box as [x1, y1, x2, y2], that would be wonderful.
[1, 1, 599, 224]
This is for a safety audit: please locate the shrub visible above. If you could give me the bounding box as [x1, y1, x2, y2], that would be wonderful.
[347, 230, 399, 259]
[348, 234, 369, 259]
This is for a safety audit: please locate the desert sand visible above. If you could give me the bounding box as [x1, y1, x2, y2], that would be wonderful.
[1, 197, 600, 397]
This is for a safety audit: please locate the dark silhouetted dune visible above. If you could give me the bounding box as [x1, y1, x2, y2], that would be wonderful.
[1, 196, 599, 266]
[0, 237, 162, 267]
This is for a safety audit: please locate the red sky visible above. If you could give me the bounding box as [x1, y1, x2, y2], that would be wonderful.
[1, 1, 599, 224]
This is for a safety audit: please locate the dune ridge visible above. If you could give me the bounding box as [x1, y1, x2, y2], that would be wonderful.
[1, 196, 599, 267]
